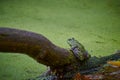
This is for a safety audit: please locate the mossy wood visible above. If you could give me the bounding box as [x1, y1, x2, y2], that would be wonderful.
[0, 27, 120, 80]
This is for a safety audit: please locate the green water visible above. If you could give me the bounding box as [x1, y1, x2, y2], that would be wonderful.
[0, 0, 120, 79]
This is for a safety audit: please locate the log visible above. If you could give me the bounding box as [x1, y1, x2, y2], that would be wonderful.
[0, 27, 120, 80]
[0, 27, 77, 68]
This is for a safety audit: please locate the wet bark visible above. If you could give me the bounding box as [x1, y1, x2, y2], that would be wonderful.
[0, 27, 77, 68]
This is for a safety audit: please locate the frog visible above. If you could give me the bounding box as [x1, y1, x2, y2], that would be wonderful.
[67, 38, 91, 61]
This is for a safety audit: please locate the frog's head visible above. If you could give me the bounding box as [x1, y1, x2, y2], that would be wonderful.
[67, 37, 75, 47]
[67, 37, 83, 48]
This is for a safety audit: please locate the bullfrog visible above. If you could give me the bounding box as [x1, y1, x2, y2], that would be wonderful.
[67, 38, 91, 61]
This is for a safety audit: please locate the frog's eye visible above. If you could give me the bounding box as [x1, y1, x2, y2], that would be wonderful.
[67, 37, 75, 42]
[67, 39, 70, 41]
[71, 37, 75, 40]
[68, 38, 72, 41]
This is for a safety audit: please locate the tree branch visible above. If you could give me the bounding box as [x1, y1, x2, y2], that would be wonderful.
[0, 27, 76, 67]
[0, 27, 120, 79]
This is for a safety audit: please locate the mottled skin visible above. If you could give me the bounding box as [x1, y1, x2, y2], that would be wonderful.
[67, 38, 91, 61]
